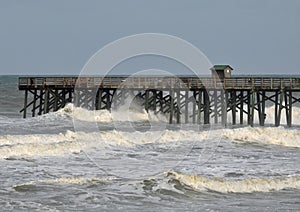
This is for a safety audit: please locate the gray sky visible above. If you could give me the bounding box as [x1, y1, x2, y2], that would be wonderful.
[0, 0, 299, 75]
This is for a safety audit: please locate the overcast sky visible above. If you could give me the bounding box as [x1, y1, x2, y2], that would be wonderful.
[0, 0, 299, 75]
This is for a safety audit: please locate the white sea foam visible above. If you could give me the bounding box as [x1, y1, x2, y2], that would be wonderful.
[222, 127, 300, 148]
[1, 125, 299, 159]
[97, 129, 210, 146]
[57, 103, 300, 127]
[58, 104, 113, 122]
[57, 103, 168, 123]
[0, 128, 212, 159]
[0, 130, 77, 145]
[225, 105, 300, 126]
[14, 172, 300, 193]
[1, 102, 299, 159]
[167, 171, 300, 193]
[13, 176, 115, 190]
[0, 130, 200, 159]
[0, 140, 81, 159]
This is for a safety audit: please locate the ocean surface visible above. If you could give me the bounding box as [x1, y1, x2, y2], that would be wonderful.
[0, 75, 299, 211]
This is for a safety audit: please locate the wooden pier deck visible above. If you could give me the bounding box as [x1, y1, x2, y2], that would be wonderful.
[19, 76, 300, 127]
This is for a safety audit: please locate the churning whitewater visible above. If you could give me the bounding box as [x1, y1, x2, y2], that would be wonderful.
[0, 76, 299, 211]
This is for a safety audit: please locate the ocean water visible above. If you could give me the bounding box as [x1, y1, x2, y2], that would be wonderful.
[0, 75, 299, 211]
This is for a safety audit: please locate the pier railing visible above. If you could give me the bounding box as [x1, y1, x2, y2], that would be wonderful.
[19, 76, 300, 90]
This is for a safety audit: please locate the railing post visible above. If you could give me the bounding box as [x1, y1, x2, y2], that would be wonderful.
[271, 78, 273, 89]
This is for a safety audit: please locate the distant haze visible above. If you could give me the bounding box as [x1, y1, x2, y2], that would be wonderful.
[0, 0, 299, 75]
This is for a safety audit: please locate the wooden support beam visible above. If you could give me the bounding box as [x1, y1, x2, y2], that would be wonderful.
[61, 89, 67, 107]
[169, 90, 174, 124]
[197, 90, 202, 124]
[221, 90, 227, 126]
[54, 89, 58, 111]
[145, 90, 149, 112]
[214, 90, 218, 124]
[257, 91, 262, 126]
[240, 90, 244, 125]
[247, 90, 251, 125]
[275, 91, 279, 126]
[68, 90, 73, 103]
[232, 91, 237, 125]
[157, 91, 162, 112]
[276, 90, 284, 127]
[250, 90, 255, 127]
[204, 90, 210, 124]
[176, 90, 180, 124]
[84, 89, 89, 109]
[285, 90, 292, 127]
[74, 90, 80, 107]
[44, 88, 49, 114]
[289, 90, 292, 127]
[97, 89, 102, 110]
[38, 89, 44, 115]
[261, 91, 266, 126]
[31, 89, 37, 117]
[153, 90, 157, 112]
[185, 90, 189, 124]
[192, 91, 196, 124]
[23, 90, 28, 118]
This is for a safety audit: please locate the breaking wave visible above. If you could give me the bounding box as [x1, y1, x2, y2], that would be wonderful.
[167, 171, 300, 193]
[0, 126, 299, 159]
[0, 130, 77, 146]
[11, 171, 300, 194]
[57, 103, 300, 126]
[0, 129, 211, 159]
[222, 127, 300, 148]
[58, 103, 167, 123]
[0, 139, 81, 159]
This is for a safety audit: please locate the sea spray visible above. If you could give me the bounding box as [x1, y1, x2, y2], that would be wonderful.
[58, 103, 168, 123]
[58, 103, 300, 126]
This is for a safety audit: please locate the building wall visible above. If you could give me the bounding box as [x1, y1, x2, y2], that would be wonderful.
[224, 67, 232, 78]
[211, 68, 232, 80]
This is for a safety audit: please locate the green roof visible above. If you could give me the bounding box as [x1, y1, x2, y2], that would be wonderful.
[210, 65, 233, 71]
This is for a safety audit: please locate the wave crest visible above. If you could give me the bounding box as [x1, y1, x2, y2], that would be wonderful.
[167, 171, 300, 193]
[223, 127, 300, 147]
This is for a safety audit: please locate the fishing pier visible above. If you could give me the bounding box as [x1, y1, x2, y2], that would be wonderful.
[18, 65, 300, 127]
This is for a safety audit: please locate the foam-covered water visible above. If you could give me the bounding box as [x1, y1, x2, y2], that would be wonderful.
[167, 171, 300, 193]
[0, 76, 299, 211]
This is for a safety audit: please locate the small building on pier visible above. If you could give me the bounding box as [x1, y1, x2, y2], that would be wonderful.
[211, 65, 233, 80]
